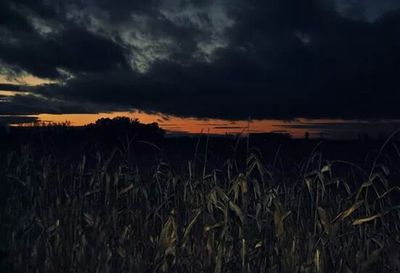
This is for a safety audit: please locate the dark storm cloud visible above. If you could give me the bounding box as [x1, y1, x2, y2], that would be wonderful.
[277, 119, 400, 139]
[82, 0, 159, 22]
[335, 0, 400, 21]
[0, 24, 129, 79]
[0, 2, 31, 32]
[0, 84, 27, 92]
[0, 115, 38, 125]
[1, 0, 400, 120]
[0, 93, 122, 116]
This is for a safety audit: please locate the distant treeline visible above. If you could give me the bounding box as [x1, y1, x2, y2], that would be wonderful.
[0, 117, 165, 153]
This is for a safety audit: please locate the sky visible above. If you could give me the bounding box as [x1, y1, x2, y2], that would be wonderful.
[1, 0, 400, 138]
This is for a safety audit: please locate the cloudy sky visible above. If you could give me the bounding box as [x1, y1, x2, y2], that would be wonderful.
[1, 0, 400, 137]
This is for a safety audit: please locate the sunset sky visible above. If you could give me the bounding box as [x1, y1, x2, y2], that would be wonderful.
[1, 0, 400, 138]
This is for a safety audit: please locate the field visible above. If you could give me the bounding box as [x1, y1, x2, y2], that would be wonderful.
[1, 119, 400, 273]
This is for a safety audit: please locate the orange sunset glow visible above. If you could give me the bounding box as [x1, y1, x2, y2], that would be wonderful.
[29, 111, 331, 138]
[0, 74, 56, 86]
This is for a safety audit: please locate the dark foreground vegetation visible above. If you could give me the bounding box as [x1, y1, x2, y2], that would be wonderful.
[1, 118, 400, 272]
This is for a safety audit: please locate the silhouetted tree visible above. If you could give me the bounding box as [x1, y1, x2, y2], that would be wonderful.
[88, 117, 165, 145]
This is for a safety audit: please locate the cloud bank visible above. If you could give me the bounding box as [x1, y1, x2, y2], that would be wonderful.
[1, 0, 400, 120]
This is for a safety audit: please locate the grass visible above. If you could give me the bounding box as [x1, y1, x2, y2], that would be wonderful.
[1, 135, 400, 273]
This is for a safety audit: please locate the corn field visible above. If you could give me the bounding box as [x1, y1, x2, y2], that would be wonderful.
[1, 138, 400, 273]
